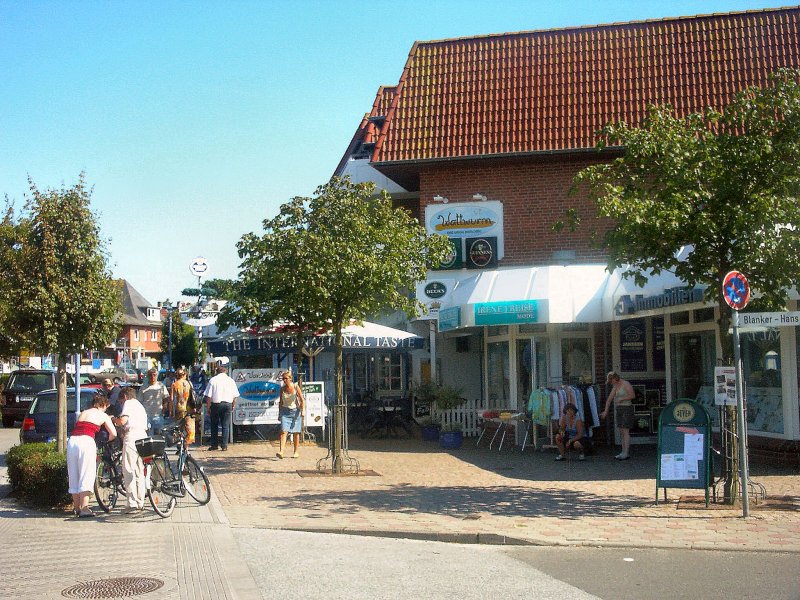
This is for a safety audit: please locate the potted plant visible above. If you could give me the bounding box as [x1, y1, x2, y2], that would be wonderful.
[439, 422, 464, 449]
[415, 415, 441, 441]
[432, 385, 465, 412]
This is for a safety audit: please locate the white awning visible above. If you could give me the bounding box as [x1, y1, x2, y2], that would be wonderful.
[437, 265, 610, 330]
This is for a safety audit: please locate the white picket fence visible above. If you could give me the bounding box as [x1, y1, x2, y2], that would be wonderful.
[432, 397, 486, 437]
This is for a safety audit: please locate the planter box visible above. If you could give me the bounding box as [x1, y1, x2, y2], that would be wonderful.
[421, 425, 441, 441]
[439, 430, 463, 449]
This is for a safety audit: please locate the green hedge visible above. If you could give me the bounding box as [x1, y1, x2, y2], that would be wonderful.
[6, 442, 70, 508]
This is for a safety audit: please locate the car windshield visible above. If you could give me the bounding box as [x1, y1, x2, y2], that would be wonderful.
[8, 373, 52, 391]
[32, 392, 93, 413]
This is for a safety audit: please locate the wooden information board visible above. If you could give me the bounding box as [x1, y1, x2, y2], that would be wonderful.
[656, 400, 712, 505]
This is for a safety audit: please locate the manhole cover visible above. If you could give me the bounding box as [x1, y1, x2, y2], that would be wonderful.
[62, 577, 164, 598]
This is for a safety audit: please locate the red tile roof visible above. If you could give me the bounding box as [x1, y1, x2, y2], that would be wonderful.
[372, 7, 800, 165]
[334, 86, 396, 176]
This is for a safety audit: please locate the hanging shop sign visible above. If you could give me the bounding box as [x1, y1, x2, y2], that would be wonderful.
[434, 237, 463, 270]
[474, 300, 538, 326]
[425, 201, 504, 264]
[465, 237, 498, 269]
[415, 279, 456, 320]
[438, 306, 462, 332]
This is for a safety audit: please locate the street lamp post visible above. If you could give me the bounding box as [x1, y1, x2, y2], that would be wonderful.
[165, 302, 174, 371]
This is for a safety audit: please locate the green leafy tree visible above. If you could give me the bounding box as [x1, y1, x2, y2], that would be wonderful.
[159, 309, 198, 369]
[1, 174, 121, 452]
[567, 69, 800, 502]
[219, 176, 452, 472]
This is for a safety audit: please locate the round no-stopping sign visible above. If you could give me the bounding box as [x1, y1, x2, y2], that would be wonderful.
[722, 271, 750, 310]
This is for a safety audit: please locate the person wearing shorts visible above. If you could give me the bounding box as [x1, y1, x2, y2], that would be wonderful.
[276, 370, 304, 459]
[555, 404, 592, 461]
[601, 371, 635, 460]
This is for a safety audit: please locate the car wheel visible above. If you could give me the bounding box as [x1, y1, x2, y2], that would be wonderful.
[2, 415, 15, 428]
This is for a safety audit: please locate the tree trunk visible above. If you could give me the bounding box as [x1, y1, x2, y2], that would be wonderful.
[56, 354, 68, 453]
[332, 323, 345, 474]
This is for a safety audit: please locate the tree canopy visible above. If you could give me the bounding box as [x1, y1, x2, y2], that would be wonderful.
[219, 176, 452, 333]
[1, 174, 121, 450]
[219, 176, 451, 471]
[567, 69, 800, 353]
[566, 69, 800, 503]
[160, 310, 198, 369]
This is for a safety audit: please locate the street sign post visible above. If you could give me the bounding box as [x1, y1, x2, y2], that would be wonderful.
[722, 270, 751, 517]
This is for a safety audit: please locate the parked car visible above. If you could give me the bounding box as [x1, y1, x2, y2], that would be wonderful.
[1, 369, 74, 428]
[78, 373, 102, 389]
[19, 388, 96, 444]
[94, 366, 143, 385]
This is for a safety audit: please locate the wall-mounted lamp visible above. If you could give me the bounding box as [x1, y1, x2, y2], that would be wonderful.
[472, 193, 488, 201]
[433, 195, 449, 203]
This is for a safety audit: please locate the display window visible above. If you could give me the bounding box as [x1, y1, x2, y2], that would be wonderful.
[487, 341, 510, 405]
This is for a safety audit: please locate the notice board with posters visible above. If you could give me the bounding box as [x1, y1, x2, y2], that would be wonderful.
[656, 400, 712, 505]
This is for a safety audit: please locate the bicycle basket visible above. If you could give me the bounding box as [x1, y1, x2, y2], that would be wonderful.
[135, 436, 166, 458]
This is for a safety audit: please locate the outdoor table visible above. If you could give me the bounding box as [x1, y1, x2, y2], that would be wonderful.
[476, 410, 527, 451]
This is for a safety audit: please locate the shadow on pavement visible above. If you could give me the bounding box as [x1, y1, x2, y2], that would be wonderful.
[260, 484, 647, 519]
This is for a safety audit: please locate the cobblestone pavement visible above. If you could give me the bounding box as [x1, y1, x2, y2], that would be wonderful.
[196, 436, 800, 552]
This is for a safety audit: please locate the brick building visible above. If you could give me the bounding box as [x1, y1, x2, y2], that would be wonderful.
[336, 7, 800, 447]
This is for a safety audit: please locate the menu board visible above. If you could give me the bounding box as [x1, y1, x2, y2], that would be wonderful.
[656, 401, 711, 496]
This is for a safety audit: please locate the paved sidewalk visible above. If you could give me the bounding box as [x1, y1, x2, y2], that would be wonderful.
[197, 436, 800, 552]
[0, 482, 262, 600]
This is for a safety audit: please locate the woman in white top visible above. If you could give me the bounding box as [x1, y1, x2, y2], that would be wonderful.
[277, 371, 304, 459]
[67, 393, 116, 517]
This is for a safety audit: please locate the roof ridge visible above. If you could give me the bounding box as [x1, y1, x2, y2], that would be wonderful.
[412, 5, 800, 46]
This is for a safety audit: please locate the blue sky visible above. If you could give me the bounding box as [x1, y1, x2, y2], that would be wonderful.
[0, 0, 780, 304]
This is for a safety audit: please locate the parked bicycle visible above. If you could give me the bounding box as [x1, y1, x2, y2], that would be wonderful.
[94, 438, 126, 512]
[146, 412, 212, 518]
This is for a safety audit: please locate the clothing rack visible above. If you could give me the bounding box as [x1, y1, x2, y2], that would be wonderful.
[527, 383, 601, 452]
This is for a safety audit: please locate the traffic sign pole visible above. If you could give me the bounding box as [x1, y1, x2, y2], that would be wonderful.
[722, 271, 751, 518]
[731, 309, 750, 517]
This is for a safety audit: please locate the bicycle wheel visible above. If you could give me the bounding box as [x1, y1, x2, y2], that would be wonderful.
[94, 459, 118, 512]
[183, 455, 211, 505]
[147, 456, 176, 518]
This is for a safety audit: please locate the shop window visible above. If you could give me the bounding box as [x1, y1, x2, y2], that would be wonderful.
[377, 353, 402, 391]
[487, 341, 510, 406]
[693, 307, 715, 323]
[741, 328, 783, 434]
[517, 339, 549, 404]
[487, 326, 508, 337]
[519, 324, 546, 334]
[562, 323, 589, 332]
[670, 312, 690, 326]
[561, 338, 592, 384]
[670, 330, 716, 423]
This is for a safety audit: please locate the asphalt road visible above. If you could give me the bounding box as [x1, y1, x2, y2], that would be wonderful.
[234, 528, 800, 600]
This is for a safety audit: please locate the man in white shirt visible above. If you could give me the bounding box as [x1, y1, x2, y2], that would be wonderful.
[138, 368, 169, 430]
[203, 364, 239, 451]
[113, 386, 149, 512]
